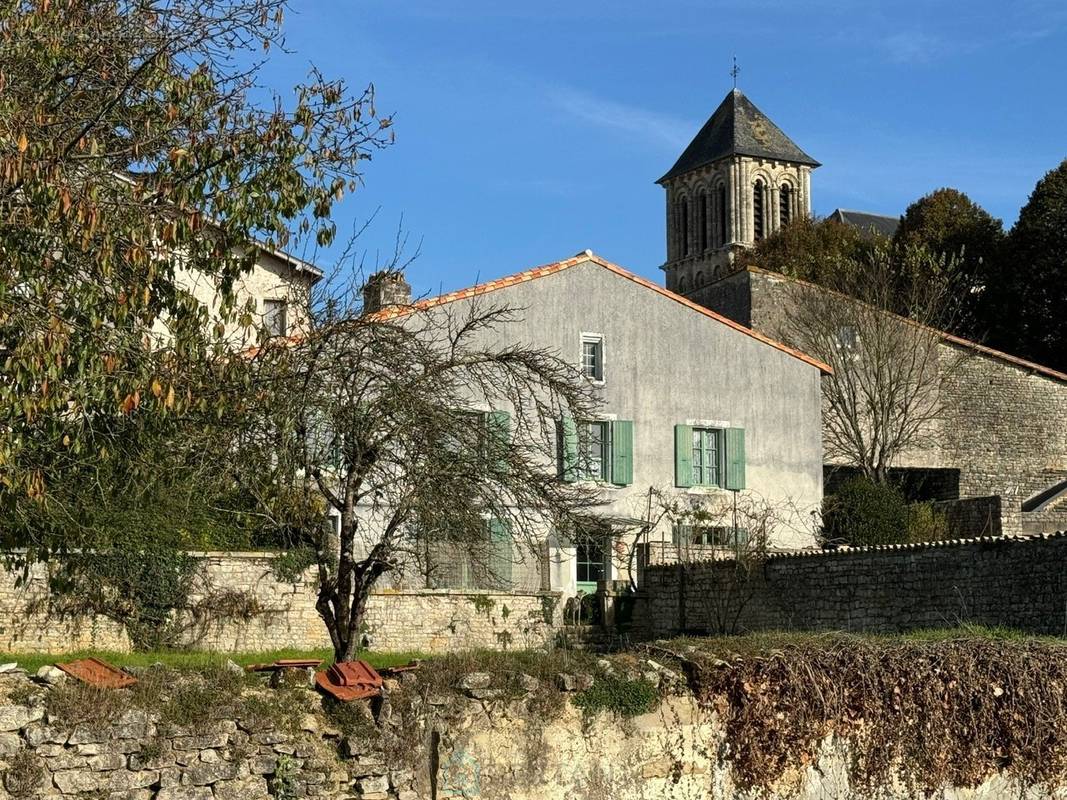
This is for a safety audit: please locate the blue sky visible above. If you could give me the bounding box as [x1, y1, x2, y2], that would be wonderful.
[260, 0, 1067, 296]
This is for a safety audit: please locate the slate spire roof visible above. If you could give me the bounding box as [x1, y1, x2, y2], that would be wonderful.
[658, 89, 819, 183]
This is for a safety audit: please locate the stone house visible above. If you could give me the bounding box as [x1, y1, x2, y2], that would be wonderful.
[367, 250, 830, 597]
[174, 242, 322, 345]
[691, 266, 1067, 537]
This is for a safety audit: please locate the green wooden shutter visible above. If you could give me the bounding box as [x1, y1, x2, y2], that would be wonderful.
[560, 416, 579, 482]
[488, 517, 513, 589]
[725, 427, 746, 490]
[610, 420, 634, 486]
[674, 424, 693, 488]
[487, 410, 511, 475]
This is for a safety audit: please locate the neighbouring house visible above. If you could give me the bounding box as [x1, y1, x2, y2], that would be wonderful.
[693, 266, 1067, 537]
[175, 242, 322, 344]
[826, 208, 900, 238]
[366, 251, 829, 598]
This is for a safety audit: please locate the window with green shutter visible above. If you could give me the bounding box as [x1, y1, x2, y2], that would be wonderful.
[578, 420, 610, 481]
[561, 418, 634, 485]
[487, 517, 513, 589]
[676, 424, 743, 489]
[674, 424, 694, 487]
[610, 420, 633, 486]
[486, 410, 511, 475]
[724, 427, 746, 490]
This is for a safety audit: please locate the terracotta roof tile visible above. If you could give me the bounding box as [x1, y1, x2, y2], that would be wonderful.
[370, 251, 832, 374]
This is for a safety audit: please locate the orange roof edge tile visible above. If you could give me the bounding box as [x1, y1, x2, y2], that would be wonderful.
[370, 250, 833, 375]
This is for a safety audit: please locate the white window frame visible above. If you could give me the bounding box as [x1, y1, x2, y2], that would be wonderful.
[263, 298, 289, 337]
[580, 332, 605, 384]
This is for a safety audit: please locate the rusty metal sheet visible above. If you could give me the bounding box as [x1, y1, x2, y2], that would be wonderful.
[314, 660, 382, 702]
[55, 657, 137, 689]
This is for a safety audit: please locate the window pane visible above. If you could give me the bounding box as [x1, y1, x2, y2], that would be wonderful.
[579, 421, 609, 480]
[264, 300, 287, 336]
[581, 339, 602, 380]
[691, 427, 723, 486]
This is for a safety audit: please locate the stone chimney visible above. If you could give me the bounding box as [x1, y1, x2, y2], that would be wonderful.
[361, 270, 411, 314]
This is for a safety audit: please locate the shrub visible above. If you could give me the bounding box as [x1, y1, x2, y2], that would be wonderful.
[906, 502, 950, 542]
[822, 477, 909, 546]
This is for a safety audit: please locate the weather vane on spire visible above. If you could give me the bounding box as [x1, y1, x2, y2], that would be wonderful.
[731, 56, 740, 89]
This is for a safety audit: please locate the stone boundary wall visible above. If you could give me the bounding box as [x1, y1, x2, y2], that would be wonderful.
[933, 496, 1001, 539]
[0, 551, 563, 654]
[642, 533, 1067, 637]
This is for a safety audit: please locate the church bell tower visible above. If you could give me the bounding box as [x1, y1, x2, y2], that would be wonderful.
[658, 89, 819, 295]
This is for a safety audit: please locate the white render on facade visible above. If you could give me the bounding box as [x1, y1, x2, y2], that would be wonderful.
[389, 252, 827, 597]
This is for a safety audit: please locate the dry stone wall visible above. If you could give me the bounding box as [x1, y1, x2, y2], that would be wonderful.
[0, 552, 562, 655]
[0, 660, 1056, 800]
[642, 533, 1067, 637]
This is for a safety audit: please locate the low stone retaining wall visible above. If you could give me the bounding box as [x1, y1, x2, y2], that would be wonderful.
[642, 532, 1067, 637]
[0, 552, 562, 655]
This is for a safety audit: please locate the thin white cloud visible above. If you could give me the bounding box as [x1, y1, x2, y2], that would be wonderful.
[546, 86, 694, 151]
[881, 31, 946, 64]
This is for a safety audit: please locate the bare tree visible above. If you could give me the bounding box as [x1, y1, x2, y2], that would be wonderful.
[782, 242, 965, 483]
[227, 280, 603, 661]
[648, 488, 793, 635]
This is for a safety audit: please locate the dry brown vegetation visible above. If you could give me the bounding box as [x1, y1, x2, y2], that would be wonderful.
[662, 632, 1067, 792]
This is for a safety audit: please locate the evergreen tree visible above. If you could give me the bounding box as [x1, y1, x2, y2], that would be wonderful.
[996, 161, 1067, 372]
[893, 188, 1005, 340]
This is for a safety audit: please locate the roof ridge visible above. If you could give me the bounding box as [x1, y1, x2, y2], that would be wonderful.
[372, 251, 832, 374]
[737, 266, 1067, 384]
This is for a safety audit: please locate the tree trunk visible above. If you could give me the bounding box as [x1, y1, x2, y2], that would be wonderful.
[318, 581, 375, 663]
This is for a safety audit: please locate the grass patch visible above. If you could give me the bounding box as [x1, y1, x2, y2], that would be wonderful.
[573, 674, 659, 719]
[0, 647, 426, 675]
[659, 625, 1064, 660]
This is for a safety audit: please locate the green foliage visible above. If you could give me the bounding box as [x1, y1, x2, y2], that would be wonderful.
[824, 479, 954, 546]
[823, 477, 910, 546]
[906, 502, 950, 543]
[746, 215, 877, 285]
[0, 0, 390, 557]
[270, 754, 300, 800]
[53, 542, 198, 650]
[573, 674, 659, 719]
[893, 188, 1006, 339]
[993, 159, 1067, 372]
[270, 545, 318, 584]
